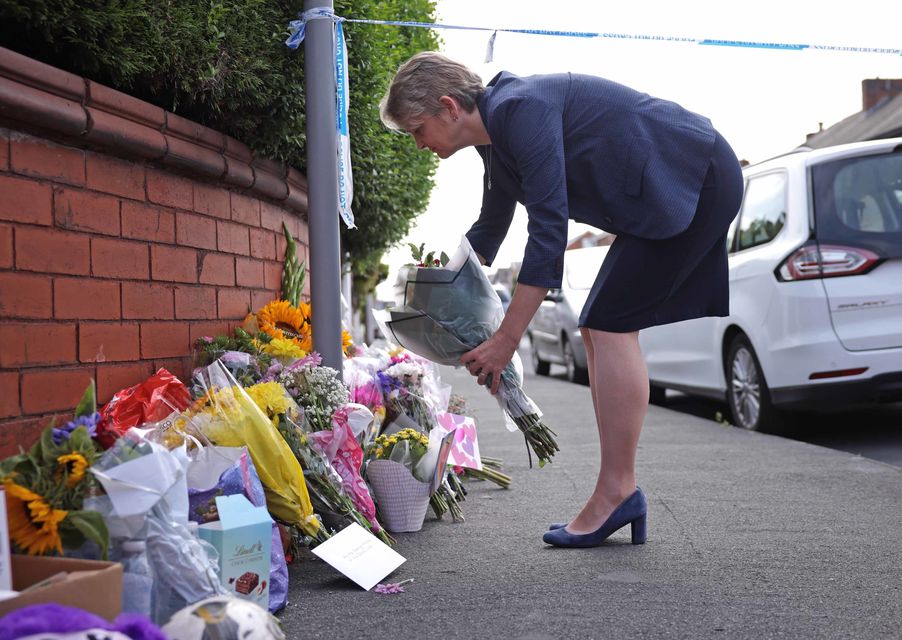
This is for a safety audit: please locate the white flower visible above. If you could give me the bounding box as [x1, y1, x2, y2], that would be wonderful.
[384, 361, 425, 379]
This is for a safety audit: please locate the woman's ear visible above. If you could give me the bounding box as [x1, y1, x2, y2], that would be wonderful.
[438, 95, 459, 121]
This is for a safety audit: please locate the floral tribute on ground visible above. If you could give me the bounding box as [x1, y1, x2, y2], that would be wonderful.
[376, 237, 560, 467]
[0, 226, 516, 629]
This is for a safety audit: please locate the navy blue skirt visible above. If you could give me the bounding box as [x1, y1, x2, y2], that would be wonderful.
[578, 132, 744, 332]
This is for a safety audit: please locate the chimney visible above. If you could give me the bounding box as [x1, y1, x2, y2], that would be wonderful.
[862, 78, 902, 111]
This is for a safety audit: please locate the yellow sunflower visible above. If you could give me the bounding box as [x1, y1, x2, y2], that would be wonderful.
[3, 479, 67, 555]
[56, 452, 89, 488]
[257, 300, 312, 352]
[342, 330, 355, 357]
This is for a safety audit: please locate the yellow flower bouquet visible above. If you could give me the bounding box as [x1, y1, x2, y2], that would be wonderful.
[245, 381, 393, 546]
[0, 382, 109, 558]
[365, 428, 464, 529]
[176, 361, 325, 544]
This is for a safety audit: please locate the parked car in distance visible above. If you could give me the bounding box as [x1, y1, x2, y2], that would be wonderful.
[640, 137, 902, 432]
[527, 246, 610, 384]
[493, 285, 512, 312]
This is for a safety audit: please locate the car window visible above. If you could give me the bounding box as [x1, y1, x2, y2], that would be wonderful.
[830, 155, 902, 233]
[725, 201, 741, 254]
[812, 151, 902, 257]
[735, 172, 787, 251]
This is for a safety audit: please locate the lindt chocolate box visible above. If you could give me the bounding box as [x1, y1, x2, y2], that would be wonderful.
[198, 494, 272, 607]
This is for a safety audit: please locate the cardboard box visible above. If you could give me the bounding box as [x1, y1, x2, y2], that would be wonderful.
[198, 494, 272, 609]
[0, 555, 123, 620]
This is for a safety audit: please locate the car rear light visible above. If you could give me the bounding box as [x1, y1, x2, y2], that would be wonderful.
[775, 243, 880, 281]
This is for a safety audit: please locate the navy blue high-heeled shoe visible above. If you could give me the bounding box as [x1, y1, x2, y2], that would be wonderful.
[542, 488, 647, 548]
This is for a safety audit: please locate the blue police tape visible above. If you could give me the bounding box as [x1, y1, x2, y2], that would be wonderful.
[286, 7, 356, 228]
[288, 10, 902, 57]
[698, 39, 809, 51]
[285, 7, 336, 49]
[336, 19, 355, 229]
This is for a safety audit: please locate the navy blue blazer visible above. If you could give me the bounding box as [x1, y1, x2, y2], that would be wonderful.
[466, 71, 717, 289]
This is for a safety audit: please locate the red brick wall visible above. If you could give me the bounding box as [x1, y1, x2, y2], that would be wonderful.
[0, 126, 309, 455]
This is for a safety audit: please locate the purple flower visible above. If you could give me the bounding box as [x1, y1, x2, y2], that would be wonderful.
[52, 412, 101, 445]
[261, 361, 285, 382]
[373, 578, 413, 594]
[376, 371, 402, 395]
[283, 351, 322, 372]
[220, 351, 253, 366]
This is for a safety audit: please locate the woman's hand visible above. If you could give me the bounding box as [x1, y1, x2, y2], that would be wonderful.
[461, 330, 520, 395]
[461, 281, 549, 394]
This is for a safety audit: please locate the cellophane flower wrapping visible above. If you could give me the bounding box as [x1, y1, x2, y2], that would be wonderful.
[342, 357, 386, 448]
[180, 360, 322, 539]
[88, 428, 227, 625]
[377, 356, 441, 433]
[244, 380, 391, 544]
[186, 445, 289, 613]
[375, 236, 559, 466]
[96, 368, 191, 449]
[308, 405, 383, 534]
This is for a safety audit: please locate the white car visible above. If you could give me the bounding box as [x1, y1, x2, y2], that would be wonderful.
[640, 138, 902, 431]
[527, 247, 599, 384]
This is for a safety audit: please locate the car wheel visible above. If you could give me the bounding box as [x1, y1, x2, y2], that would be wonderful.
[649, 384, 667, 406]
[726, 335, 782, 432]
[563, 338, 589, 384]
[530, 335, 550, 376]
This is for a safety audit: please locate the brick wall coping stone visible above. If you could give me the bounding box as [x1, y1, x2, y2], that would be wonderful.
[0, 47, 308, 213]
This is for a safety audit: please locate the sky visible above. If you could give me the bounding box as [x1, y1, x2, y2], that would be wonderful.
[374, 0, 902, 299]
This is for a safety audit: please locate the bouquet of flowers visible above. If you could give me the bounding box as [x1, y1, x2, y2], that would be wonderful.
[367, 428, 463, 524]
[376, 236, 559, 466]
[245, 380, 392, 545]
[343, 358, 386, 448]
[89, 428, 228, 624]
[177, 360, 325, 544]
[0, 382, 109, 557]
[377, 355, 440, 433]
[278, 362, 350, 432]
[246, 298, 356, 359]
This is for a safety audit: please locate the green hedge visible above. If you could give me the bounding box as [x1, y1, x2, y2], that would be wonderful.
[0, 0, 438, 288]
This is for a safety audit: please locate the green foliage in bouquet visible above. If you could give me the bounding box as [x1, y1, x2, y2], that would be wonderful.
[193, 328, 273, 387]
[0, 382, 109, 558]
[281, 222, 306, 308]
[407, 242, 450, 269]
[195, 327, 269, 363]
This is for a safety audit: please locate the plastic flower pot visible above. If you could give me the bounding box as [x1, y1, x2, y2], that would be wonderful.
[365, 459, 431, 533]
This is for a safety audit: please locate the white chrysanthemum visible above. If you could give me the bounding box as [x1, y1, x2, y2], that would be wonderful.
[384, 361, 425, 379]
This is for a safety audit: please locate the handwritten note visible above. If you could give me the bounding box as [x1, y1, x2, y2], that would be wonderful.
[310, 523, 406, 590]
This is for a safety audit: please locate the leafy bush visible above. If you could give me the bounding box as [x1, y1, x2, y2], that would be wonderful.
[0, 0, 438, 286]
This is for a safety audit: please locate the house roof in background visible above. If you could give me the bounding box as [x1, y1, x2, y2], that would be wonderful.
[803, 92, 902, 149]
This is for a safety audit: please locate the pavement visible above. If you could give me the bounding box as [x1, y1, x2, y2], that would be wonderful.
[280, 353, 902, 639]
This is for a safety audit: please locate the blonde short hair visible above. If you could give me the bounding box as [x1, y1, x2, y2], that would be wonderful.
[380, 52, 484, 131]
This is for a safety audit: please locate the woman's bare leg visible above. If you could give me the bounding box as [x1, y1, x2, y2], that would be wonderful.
[566, 328, 648, 533]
